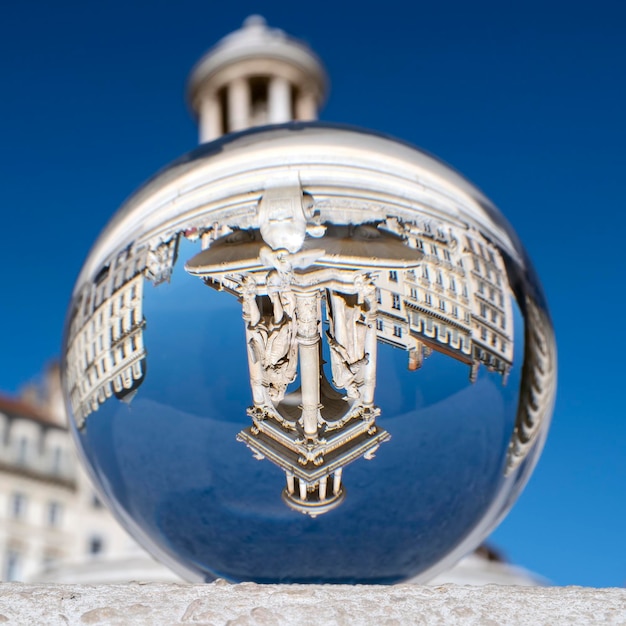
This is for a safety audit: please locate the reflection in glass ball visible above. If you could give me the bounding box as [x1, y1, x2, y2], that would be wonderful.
[63, 125, 556, 583]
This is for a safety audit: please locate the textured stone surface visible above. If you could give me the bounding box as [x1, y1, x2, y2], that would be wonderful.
[0, 582, 625, 625]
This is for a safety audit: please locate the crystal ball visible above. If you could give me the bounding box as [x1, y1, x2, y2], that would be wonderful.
[63, 124, 556, 583]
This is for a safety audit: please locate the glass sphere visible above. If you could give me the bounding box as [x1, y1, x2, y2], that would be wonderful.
[62, 124, 556, 583]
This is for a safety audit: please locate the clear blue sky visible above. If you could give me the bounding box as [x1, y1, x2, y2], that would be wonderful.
[1, 0, 624, 587]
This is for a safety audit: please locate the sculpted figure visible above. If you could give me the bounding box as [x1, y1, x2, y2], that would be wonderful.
[326, 290, 369, 400]
[243, 272, 298, 406]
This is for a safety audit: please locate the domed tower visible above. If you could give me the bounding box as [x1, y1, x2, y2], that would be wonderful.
[187, 16, 328, 143]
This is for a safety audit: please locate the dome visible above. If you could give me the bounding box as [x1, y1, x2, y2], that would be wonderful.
[187, 17, 328, 135]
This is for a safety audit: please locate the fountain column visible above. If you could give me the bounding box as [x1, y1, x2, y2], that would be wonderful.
[296, 290, 322, 438]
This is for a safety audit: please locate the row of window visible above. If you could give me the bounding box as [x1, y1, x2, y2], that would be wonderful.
[375, 319, 404, 338]
[80, 332, 143, 384]
[466, 237, 497, 263]
[0, 437, 66, 475]
[83, 263, 142, 314]
[80, 353, 143, 399]
[470, 255, 503, 285]
[81, 299, 141, 345]
[477, 280, 505, 305]
[389, 288, 472, 323]
[5, 493, 63, 527]
[477, 325, 508, 352]
[478, 302, 507, 330]
[2, 535, 105, 582]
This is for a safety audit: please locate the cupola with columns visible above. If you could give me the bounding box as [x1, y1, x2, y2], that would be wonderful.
[187, 16, 328, 143]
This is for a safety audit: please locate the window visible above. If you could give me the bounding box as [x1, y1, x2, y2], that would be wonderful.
[436, 271, 443, 285]
[51, 446, 62, 474]
[392, 294, 401, 310]
[480, 303, 487, 318]
[10, 493, 27, 520]
[424, 293, 432, 306]
[452, 306, 459, 318]
[422, 266, 430, 280]
[481, 327, 487, 341]
[389, 270, 398, 282]
[16, 437, 28, 465]
[473, 257, 480, 271]
[478, 281, 484, 294]
[393, 325, 402, 338]
[375, 288, 382, 304]
[88, 536, 104, 557]
[439, 299, 445, 312]
[449, 278, 456, 292]
[489, 287, 495, 301]
[430, 244, 438, 257]
[47, 501, 63, 528]
[410, 287, 418, 300]
[444, 249, 451, 261]
[376, 319, 384, 332]
[42, 551, 59, 572]
[4, 550, 21, 582]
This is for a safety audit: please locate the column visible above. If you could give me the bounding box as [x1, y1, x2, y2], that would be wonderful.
[319, 476, 328, 500]
[333, 468, 342, 495]
[268, 76, 291, 123]
[286, 472, 295, 495]
[296, 91, 317, 121]
[296, 291, 322, 438]
[361, 303, 378, 407]
[198, 92, 222, 143]
[228, 78, 251, 132]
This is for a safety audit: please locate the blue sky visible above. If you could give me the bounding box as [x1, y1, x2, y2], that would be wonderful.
[1, 0, 625, 587]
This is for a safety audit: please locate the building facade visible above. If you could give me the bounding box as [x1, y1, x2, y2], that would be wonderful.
[0, 371, 163, 583]
[376, 218, 514, 382]
[65, 235, 180, 428]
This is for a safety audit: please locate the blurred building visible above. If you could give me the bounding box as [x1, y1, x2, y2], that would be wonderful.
[0, 365, 175, 583]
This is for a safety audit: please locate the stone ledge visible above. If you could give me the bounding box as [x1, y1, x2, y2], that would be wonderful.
[0, 582, 625, 625]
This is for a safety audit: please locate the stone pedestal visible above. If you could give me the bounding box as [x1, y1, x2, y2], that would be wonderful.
[0, 583, 624, 625]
